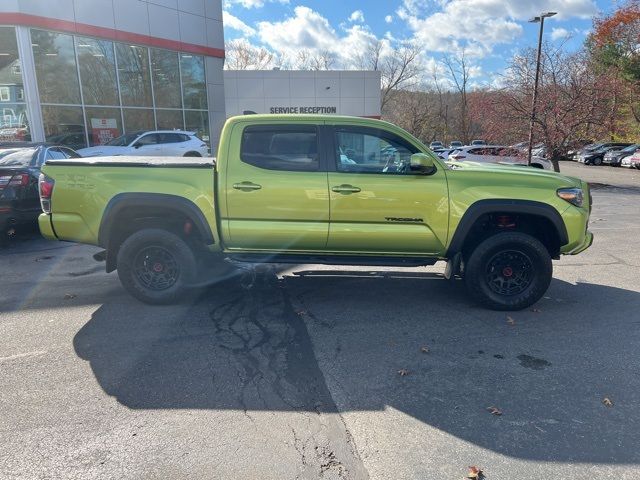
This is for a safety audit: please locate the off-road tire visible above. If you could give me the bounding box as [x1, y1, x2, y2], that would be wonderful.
[464, 232, 552, 311]
[117, 228, 197, 304]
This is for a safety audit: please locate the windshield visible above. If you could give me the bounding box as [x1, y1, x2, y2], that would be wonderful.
[621, 144, 638, 153]
[106, 133, 141, 147]
[585, 143, 603, 151]
[0, 148, 36, 167]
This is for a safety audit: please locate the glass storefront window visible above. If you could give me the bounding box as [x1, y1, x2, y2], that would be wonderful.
[117, 44, 152, 107]
[85, 106, 122, 146]
[31, 29, 81, 104]
[41, 105, 86, 150]
[123, 108, 154, 133]
[150, 48, 182, 109]
[76, 36, 118, 106]
[155, 109, 184, 130]
[180, 54, 207, 110]
[185, 110, 209, 144]
[0, 27, 30, 142]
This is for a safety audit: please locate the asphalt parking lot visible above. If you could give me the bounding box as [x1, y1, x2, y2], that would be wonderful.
[1, 162, 639, 480]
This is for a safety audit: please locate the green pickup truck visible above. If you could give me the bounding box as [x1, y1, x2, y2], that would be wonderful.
[38, 114, 593, 310]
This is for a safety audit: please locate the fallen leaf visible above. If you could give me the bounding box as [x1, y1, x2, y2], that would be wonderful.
[64, 293, 76, 300]
[397, 369, 409, 377]
[603, 397, 613, 407]
[420, 346, 430, 353]
[466, 465, 484, 479]
[530, 308, 541, 313]
[486, 406, 503, 416]
[507, 316, 516, 326]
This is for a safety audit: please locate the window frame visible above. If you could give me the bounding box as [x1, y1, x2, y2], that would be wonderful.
[239, 124, 328, 173]
[0, 87, 10, 102]
[328, 125, 423, 175]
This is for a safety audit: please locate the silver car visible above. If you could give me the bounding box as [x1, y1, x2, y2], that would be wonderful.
[448, 146, 553, 170]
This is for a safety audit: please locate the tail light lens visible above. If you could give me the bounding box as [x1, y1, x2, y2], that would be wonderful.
[0, 173, 29, 189]
[38, 173, 55, 213]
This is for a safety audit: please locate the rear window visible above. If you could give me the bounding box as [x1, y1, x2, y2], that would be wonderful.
[0, 148, 36, 167]
[240, 125, 319, 172]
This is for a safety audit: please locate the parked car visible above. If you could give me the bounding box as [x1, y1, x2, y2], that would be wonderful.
[0, 142, 80, 237]
[38, 114, 592, 310]
[77, 130, 209, 158]
[432, 148, 453, 160]
[448, 146, 553, 170]
[47, 132, 87, 151]
[624, 151, 640, 169]
[429, 141, 444, 149]
[449, 141, 463, 149]
[577, 143, 633, 165]
[471, 139, 486, 146]
[603, 144, 639, 166]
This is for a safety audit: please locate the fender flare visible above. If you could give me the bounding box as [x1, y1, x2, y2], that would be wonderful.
[98, 192, 215, 248]
[446, 199, 568, 256]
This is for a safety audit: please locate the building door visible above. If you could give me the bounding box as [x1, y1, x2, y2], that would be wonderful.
[223, 122, 330, 251]
[326, 125, 449, 255]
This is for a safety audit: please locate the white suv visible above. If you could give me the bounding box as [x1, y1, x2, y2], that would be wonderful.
[77, 131, 209, 158]
[448, 145, 552, 170]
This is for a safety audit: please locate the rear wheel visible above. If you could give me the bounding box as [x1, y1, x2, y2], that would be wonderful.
[593, 156, 603, 166]
[464, 232, 552, 311]
[184, 151, 201, 157]
[116, 229, 197, 304]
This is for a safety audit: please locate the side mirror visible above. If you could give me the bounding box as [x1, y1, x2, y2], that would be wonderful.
[133, 143, 142, 149]
[410, 153, 436, 174]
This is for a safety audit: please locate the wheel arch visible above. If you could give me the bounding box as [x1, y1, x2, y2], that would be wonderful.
[446, 199, 569, 258]
[98, 193, 215, 272]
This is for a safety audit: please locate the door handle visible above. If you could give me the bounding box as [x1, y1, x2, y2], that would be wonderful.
[332, 184, 361, 194]
[233, 181, 262, 192]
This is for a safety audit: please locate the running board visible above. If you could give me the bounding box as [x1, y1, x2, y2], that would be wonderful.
[227, 253, 438, 267]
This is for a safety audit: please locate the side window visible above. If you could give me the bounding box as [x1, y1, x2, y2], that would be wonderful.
[240, 125, 319, 172]
[159, 133, 182, 144]
[59, 147, 80, 158]
[180, 134, 191, 142]
[135, 134, 158, 146]
[335, 127, 418, 174]
[46, 148, 66, 160]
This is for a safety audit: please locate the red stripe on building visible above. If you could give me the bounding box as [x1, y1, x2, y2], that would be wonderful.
[0, 12, 225, 58]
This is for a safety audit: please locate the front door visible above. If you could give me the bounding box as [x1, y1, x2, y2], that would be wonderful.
[222, 122, 330, 251]
[327, 125, 449, 255]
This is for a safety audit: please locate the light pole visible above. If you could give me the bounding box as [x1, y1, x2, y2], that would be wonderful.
[527, 11, 556, 166]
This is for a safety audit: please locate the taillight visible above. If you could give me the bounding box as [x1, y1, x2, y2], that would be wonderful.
[38, 173, 55, 213]
[0, 173, 29, 189]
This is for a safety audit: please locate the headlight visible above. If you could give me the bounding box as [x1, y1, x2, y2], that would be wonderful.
[557, 187, 584, 207]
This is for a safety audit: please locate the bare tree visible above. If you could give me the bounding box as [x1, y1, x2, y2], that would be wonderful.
[442, 50, 473, 144]
[357, 40, 421, 111]
[225, 39, 275, 70]
[292, 49, 336, 70]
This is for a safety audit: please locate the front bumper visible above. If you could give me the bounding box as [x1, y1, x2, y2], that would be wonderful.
[567, 230, 593, 255]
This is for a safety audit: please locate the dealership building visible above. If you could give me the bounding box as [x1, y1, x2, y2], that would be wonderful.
[0, 1, 380, 153]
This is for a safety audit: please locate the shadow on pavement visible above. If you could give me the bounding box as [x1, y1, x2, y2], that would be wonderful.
[73, 270, 640, 464]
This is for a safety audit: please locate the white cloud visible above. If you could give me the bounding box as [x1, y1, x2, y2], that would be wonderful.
[223, 10, 256, 36]
[551, 27, 570, 40]
[224, 0, 288, 9]
[385, 15, 393, 23]
[257, 6, 384, 67]
[349, 10, 365, 23]
[398, 0, 597, 57]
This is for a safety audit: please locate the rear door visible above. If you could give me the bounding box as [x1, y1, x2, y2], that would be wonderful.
[222, 122, 330, 251]
[158, 133, 186, 156]
[326, 125, 449, 255]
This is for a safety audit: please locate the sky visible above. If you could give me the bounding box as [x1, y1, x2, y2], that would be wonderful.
[222, 0, 618, 85]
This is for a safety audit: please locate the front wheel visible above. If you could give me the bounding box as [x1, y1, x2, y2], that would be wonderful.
[464, 232, 552, 311]
[116, 229, 197, 304]
[593, 156, 602, 166]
